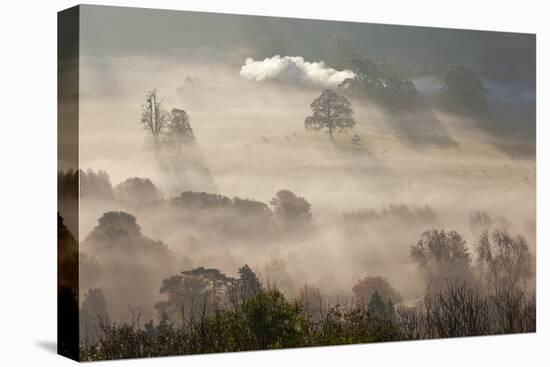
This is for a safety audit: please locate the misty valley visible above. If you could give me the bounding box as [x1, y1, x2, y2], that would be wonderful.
[57, 6, 535, 361]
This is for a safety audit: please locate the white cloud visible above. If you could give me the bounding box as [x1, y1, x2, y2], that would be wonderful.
[239, 55, 354, 87]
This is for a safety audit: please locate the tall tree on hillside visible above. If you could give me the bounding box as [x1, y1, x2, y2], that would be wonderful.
[339, 54, 419, 110]
[165, 108, 195, 151]
[305, 89, 355, 144]
[439, 64, 488, 115]
[141, 89, 168, 147]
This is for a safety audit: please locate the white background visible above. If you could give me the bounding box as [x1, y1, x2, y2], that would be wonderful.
[0, 0, 547, 365]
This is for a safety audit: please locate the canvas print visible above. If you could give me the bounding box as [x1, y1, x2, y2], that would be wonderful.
[58, 5, 536, 361]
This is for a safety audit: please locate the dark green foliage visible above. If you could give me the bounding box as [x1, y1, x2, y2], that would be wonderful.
[439, 64, 488, 115]
[79, 227, 536, 361]
[339, 54, 420, 111]
[80, 279, 535, 361]
[80, 287, 404, 361]
[241, 289, 308, 349]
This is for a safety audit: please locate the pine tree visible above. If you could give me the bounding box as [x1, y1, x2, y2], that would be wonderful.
[367, 290, 387, 319]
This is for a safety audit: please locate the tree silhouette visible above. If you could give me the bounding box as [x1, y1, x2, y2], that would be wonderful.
[237, 264, 262, 301]
[270, 189, 312, 227]
[439, 64, 488, 115]
[165, 108, 195, 151]
[410, 230, 472, 290]
[113, 177, 163, 207]
[141, 89, 168, 147]
[367, 290, 387, 319]
[476, 229, 532, 294]
[353, 276, 403, 306]
[305, 89, 355, 143]
[339, 54, 419, 110]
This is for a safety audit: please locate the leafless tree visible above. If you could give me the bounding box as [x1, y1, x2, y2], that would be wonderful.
[476, 229, 532, 295]
[141, 89, 168, 148]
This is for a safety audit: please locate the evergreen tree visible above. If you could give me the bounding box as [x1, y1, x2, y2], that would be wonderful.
[367, 290, 387, 319]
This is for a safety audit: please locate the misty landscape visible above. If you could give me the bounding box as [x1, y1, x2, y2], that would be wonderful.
[58, 6, 536, 361]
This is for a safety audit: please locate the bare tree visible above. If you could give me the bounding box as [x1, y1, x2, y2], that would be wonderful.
[469, 210, 493, 237]
[141, 89, 168, 147]
[423, 281, 491, 338]
[476, 229, 532, 295]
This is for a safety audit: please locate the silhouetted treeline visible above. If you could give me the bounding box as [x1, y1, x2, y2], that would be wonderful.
[343, 204, 437, 225]
[79, 225, 535, 361]
[80, 280, 534, 361]
[167, 189, 313, 239]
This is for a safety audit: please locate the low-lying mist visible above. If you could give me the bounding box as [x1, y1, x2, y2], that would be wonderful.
[69, 55, 535, 323]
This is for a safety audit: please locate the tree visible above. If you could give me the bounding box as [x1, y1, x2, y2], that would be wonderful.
[352, 276, 403, 306]
[410, 230, 472, 289]
[228, 265, 263, 309]
[439, 64, 488, 115]
[476, 229, 532, 294]
[470, 210, 493, 238]
[237, 264, 263, 301]
[367, 290, 387, 319]
[155, 273, 211, 325]
[90, 211, 141, 242]
[270, 189, 312, 227]
[141, 89, 168, 147]
[80, 288, 109, 343]
[242, 289, 308, 349]
[165, 108, 195, 151]
[113, 177, 163, 207]
[80, 169, 115, 200]
[305, 89, 355, 143]
[339, 54, 419, 110]
[183, 267, 236, 312]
